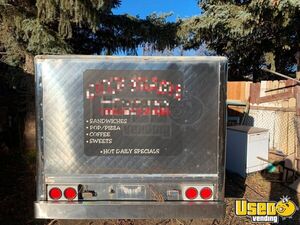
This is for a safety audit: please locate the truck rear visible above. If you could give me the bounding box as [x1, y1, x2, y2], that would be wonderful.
[34, 56, 227, 219]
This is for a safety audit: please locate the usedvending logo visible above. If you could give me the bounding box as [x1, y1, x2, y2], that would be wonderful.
[235, 196, 298, 223]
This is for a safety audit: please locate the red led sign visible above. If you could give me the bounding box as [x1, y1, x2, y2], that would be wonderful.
[85, 76, 182, 117]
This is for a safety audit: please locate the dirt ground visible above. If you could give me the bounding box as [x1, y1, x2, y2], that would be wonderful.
[0, 150, 299, 225]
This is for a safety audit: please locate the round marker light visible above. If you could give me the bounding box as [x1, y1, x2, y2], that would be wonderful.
[64, 187, 77, 200]
[200, 187, 212, 200]
[185, 187, 198, 200]
[49, 187, 62, 200]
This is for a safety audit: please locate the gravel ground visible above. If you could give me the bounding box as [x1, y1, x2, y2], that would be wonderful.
[0, 151, 299, 225]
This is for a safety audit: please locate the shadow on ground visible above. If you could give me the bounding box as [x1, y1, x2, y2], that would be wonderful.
[0, 151, 41, 225]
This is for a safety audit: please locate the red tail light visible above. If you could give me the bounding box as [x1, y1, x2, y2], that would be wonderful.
[49, 187, 62, 200]
[185, 187, 198, 200]
[200, 187, 212, 199]
[64, 187, 77, 200]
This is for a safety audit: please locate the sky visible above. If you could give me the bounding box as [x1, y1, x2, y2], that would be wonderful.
[113, 0, 202, 55]
[113, 0, 201, 22]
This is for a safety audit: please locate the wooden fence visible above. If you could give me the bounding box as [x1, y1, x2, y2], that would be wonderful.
[227, 80, 298, 160]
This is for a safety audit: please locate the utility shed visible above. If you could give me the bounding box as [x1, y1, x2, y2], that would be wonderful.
[226, 125, 269, 177]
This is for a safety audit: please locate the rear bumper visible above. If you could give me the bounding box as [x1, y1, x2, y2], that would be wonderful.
[35, 201, 225, 219]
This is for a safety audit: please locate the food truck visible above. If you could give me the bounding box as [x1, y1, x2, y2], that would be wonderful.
[34, 56, 227, 219]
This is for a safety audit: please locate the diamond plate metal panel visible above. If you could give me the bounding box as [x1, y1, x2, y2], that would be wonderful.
[35, 56, 227, 177]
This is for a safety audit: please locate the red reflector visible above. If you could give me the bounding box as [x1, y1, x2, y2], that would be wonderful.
[49, 187, 62, 200]
[200, 187, 212, 199]
[185, 187, 198, 200]
[64, 187, 77, 200]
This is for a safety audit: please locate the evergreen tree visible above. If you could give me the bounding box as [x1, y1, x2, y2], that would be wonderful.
[178, 0, 300, 80]
[0, 0, 177, 73]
